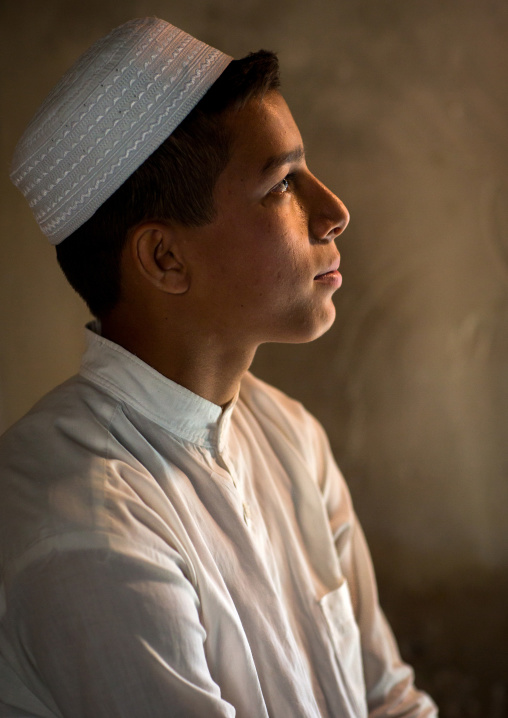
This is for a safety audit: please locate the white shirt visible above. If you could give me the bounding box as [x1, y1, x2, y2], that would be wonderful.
[0, 325, 437, 718]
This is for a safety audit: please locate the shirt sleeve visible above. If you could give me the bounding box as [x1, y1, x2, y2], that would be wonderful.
[343, 518, 437, 717]
[313, 417, 438, 718]
[8, 545, 236, 718]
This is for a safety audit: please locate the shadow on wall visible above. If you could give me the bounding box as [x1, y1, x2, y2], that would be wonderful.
[382, 569, 508, 718]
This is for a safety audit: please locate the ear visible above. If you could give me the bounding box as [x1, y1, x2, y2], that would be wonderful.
[130, 222, 190, 295]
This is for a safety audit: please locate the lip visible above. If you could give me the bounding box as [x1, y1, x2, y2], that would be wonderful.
[314, 258, 342, 288]
[314, 270, 342, 288]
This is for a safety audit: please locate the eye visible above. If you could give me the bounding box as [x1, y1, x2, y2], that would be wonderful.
[270, 173, 295, 195]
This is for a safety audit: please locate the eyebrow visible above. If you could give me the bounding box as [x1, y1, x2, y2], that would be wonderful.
[260, 146, 306, 176]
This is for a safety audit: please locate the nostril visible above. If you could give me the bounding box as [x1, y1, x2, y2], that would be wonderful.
[309, 176, 350, 241]
[323, 188, 349, 237]
[324, 204, 349, 241]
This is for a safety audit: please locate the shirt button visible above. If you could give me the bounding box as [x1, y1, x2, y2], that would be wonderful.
[242, 502, 251, 526]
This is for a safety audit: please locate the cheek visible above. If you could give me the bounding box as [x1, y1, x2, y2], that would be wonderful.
[213, 206, 310, 292]
[246, 215, 304, 273]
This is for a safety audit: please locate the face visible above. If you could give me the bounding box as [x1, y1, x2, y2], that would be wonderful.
[182, 90, 350, 348]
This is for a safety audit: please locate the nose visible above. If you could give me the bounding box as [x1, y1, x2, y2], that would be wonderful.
[308, 175, 350, 243]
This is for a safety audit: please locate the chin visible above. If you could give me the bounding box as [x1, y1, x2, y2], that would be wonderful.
[272, 305, 337, 345]
[296, 320, 335, 344]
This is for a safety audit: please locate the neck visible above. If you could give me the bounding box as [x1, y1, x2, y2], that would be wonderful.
[101, 311, 257, 408]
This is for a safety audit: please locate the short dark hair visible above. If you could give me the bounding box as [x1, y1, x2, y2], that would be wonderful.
[56, 50, 280, 318]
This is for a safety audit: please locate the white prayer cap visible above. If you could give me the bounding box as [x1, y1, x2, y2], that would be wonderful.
[10, 17, 233, 245]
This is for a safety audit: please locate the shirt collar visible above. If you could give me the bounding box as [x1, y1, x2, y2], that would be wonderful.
[79, 321, 237, 450]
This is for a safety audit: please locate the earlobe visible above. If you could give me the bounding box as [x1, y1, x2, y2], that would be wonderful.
[133, 223, 190, 295]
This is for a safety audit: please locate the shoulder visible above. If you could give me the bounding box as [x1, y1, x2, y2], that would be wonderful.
[239, 371, 332, 470]
[240, 371, 321, 428]
[0, 375, 122, 567]
[0, 373, 120, 478]
[239, 373, 354, 540]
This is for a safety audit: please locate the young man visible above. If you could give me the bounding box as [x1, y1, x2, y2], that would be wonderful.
[0, 17, 437, 718]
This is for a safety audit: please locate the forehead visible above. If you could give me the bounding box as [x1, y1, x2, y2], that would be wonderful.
[225, 91, 304, 174]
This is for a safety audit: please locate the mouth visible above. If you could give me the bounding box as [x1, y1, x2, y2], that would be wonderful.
[314, 258, 342, 287]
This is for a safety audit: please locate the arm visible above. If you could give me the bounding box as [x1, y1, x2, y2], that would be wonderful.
[10, 546, 236, 718]
[341, 517, 437, 717]
[313, 420, 438, 717]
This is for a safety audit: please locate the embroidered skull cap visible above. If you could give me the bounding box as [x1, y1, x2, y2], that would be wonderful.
[10, 17, 233, 244]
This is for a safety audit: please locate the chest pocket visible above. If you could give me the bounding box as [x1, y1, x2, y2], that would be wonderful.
[319, 578, 367, 717]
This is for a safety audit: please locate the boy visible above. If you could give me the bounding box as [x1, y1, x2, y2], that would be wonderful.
[0, 17, 437, 717]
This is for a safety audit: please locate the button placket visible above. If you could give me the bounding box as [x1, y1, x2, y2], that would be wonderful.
[215, 450, 251, 528]
[242, 501, 251, 527]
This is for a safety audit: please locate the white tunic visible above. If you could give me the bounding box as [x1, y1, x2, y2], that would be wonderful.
[0, 326, 437, 717]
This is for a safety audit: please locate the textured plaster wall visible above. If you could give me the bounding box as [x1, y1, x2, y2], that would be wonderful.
[1, 0, 507, 712]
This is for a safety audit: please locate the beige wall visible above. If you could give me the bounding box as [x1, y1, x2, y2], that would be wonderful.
[1, 0, 507, 708]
